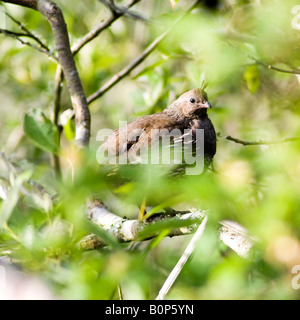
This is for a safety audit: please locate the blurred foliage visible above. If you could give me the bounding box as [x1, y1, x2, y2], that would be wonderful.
[1, 0, 300, 300]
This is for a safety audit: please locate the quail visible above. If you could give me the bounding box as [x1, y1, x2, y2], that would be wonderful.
[100, 88, 216, 172]
[100, 87, 216, 219]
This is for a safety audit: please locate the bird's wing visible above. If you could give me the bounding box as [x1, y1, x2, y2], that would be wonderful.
[126, 114, 183, 163]
[100, 113, 183, 164]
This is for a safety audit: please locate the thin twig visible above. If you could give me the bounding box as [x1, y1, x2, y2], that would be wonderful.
[5, 11, 50, 50]
[87, 0, 201, 104]
[98, 0, 146, 22]
[247, 54, 300, 75]
[226, 135, 300, 146]
[71, 0, 141, 56]
[226, 39, 300, 75]
[156, 215, 208, 300]
[0, 28, 58, 61]
[51, 67, 64, 180]
[51, 65, 63, 178]
[52, 65, 64, 127]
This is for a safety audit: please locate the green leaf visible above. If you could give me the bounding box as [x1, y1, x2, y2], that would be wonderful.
[64, 118, 76, 141]
[138, 216, 201, 241]
[114, 182, 136, 195]
[24, 109, 60, 154]
[0, 170, 32, 228]
[59, 109, 75, 141]
[243, 65, 260, 94]
[85, 220, 122, 250]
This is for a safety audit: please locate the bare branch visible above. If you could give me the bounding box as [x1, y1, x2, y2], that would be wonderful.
[52, 0, 141, 141]
[98, 0, 146, 22]
[71, 0, 141, 56]
[2, 0, 37, 9]
[49, 65, 64, 179]
[2, 0, 91, 147]
[52, 65, 64, 126]
[5, 11, 50, 50]
[0, 27, 58, 60]
[247, 54, 300, 75]
[225, 39, 300, 75]
[79, 199, 206, 249]
[37, 0, 90, 147]
[226, 135, 300, 146]
[87, 0, 201, 104]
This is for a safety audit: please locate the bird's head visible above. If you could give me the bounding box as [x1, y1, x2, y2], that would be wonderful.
[179, 88, 212, 118]
[165, 88, 212, 120]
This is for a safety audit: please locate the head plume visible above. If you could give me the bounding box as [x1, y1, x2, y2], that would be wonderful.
[200, 80, 208, 91]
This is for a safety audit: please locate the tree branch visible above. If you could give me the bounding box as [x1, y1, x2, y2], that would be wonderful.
[87, 0, 201, 104]
[71, 0, 141, 56]
[5, 11, 50, 50]
[0, 27, 58, 60]
[80, 200, 254, 264]
[50, 0, 142, 148]
[3, 0, 37, 9]
[247, 54, 300, 75]
[226, 135, 300, 146]
[225, 39, 300, 75]
[98, 0, 146, 22]
[37, 0, 90, 147]
[79, 199, 206, 249]
[2, 0, 91, 147]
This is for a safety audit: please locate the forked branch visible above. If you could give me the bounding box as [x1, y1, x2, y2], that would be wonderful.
[1, 0, 91, 147]
[87, 0, 201, 104]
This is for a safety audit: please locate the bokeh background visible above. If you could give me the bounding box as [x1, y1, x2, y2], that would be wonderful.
[0, 0, 300, 299]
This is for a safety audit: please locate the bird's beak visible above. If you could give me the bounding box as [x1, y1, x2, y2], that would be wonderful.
[202, 101, 212, 109]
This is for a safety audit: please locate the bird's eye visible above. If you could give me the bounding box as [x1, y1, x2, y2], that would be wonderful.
[190, 98, 195, 103]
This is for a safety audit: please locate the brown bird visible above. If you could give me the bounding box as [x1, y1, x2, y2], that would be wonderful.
[99, 87, 216, 219]
[100, 88, 216, 171]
